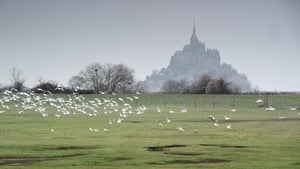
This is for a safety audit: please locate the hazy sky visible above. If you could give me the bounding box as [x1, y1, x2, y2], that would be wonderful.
[0, 0, 299, 91]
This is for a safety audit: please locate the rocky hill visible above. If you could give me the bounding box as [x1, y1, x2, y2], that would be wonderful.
[144, 24, 251, 92]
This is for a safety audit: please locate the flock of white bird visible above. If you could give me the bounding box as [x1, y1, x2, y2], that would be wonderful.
[0, 89, 299, 134]
[0, 89, 146, 133]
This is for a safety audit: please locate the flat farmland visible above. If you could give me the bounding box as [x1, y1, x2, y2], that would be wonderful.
[0, 93, 299, 169]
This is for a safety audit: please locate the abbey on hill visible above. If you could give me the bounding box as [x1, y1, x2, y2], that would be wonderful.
[144, 23, 251, 92]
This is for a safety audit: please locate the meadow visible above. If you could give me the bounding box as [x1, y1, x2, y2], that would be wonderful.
[0, 93, 299, 169]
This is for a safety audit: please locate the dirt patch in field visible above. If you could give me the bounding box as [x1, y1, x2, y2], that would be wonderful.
[146, 144, 187, 152]
[199, 144, 249, 149]
[0, 153, 86, 166]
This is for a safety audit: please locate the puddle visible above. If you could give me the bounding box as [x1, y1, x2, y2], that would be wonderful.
[146, 144, 187, 152]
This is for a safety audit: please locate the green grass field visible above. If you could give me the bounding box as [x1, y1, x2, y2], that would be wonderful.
[0, 93, 299, 169]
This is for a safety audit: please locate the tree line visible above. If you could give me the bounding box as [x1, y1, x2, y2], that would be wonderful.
[1, 64, 251, 94]
[161, 74, 241, 94]
[0, 63, 143, 94]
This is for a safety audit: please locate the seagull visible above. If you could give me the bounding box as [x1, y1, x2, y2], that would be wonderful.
[89, 127, 94, 132]
[126, 97, 133, 102]
[94, 129, 99, 132]
[166, 118, 171, 123]
[208, 115, 216, 121]
[117, 118, 123, 123]
[158, 123, 164, 127]
[136, 91, 141, 95]
[256, 99, 263, 103]
[109, 119, 113, 125]
[42, 113, 48, 117]
[226, 124, 232, 130]
[169, 110, 175, 114]
[265, 106, 275, 111]
[224, 116, 231, 120]
[290, 107, 297, 111]
[177, 127, 185, 132]
[103, 128, 109, 132]
[157, 107, 161, 113]
[51, 129, 54, 132]
[213, 121, 219, 127]
[55, 114, 61, 118]
[231, 109, 237, 112]
[118, 98, 125, 103]
[181, 108, 187, 113]
[56, 84, 64, 90]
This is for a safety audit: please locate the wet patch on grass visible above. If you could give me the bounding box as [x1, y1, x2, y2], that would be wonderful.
[146, 144, 187, 152]
[147, 158, 230, 165]
[199, 144, 249, 149]
[0, 153, 86, 166]
[45, 146, 95, 151]
[293, 162, 300, 166]
[164, 152, 203, 156]
[126, 120, 143, 123]
[167, 158, 231, 164]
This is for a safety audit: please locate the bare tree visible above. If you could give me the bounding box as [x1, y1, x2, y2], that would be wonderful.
[209, 77, 232, 94]
[71, 63, 135, 94]
[79, 63, 104, 93]
[162, 79, 187, 93]
[68, 76, 86, 89]
[189, 74, 212, 94]
[109, 64, 134, 93]
[10, 68, 26, 91]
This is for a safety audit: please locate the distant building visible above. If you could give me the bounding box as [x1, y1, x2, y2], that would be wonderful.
[144, 23, 251, 92]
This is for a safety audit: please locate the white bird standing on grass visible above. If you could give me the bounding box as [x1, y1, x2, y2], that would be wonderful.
[177, 127, 185, 131]
[224, 116, 232, 120]
[166, 118, 171, 123]
[265, 106, 275, 111]
[208, 115, 216, 121]
[256, 99, 263, 103]
[158, 123, 164, 127]
[226, 124, 232, 130]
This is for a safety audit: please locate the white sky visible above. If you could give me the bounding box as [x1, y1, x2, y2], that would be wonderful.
[0, 0, 299, 91]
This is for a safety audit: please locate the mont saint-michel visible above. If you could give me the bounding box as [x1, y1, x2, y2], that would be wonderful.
[144, 24, 251, 92]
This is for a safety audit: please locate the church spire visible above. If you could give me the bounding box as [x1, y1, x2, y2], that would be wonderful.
[193, 20, 196, 34]
[190, 20, 200, 46]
